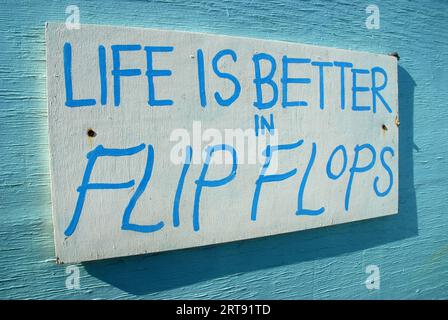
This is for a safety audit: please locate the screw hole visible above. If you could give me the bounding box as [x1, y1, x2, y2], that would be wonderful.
[87, 129, 97, 137]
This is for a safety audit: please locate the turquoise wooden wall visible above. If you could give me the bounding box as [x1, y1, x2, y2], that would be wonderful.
[0, 0, 447, 299]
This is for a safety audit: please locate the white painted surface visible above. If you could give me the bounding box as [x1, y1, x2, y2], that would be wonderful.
[46, 23, 398, 263]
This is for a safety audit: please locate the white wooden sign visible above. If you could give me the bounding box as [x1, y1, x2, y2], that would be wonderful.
[46, 23, 398, 263]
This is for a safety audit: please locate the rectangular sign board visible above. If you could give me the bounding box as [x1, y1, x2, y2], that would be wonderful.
[46, 23, 398, 263]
